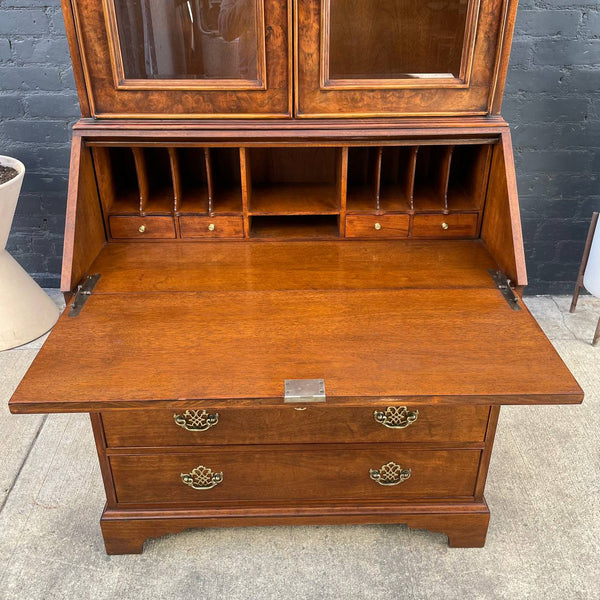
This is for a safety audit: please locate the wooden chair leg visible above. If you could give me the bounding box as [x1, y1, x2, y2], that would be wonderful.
[570, 282, 582, 313]
[572, 213, 599, 314]
[593, 315, 600, 347]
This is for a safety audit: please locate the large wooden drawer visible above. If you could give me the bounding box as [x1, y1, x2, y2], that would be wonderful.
[101, 405, 491, 448]
[110, 447, 481, 504]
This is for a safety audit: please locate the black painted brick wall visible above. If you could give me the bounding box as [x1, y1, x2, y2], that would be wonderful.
[504, 0, 600, 294]
[0, 0, 599, 292]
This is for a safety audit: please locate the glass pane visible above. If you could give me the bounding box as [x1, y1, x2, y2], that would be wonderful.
[328, 0, 470, 80]
[113, 0, 259, 80]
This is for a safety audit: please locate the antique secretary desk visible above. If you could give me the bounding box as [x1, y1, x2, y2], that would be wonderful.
[9, 0, 583, 554]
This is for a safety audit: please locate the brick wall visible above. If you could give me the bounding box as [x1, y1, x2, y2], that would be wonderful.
[503, 0, 600, 294]
[0, 1, 598, 292]
[0, 0, 76, 287]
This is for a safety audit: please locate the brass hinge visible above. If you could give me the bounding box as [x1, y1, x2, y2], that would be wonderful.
[488, 269, 521, 311]
[69, 273, 101, 317]
[284, 379, 326, 403]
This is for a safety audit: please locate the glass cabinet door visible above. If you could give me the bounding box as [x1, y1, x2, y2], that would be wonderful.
[109, 0, 264, 86]
[297, 0, 509, 117]
[71, 0, 290, 117]
[326, 0, 471, 84]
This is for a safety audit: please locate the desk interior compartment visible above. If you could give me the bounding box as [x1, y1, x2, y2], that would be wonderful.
[135, 147, 175, 215]
[447, 144, 493, 212]
[93, 146, 141, 215]
[249, 215, 340, 239]
[413, 145, 454, 212]
[245, 147, 344, 216]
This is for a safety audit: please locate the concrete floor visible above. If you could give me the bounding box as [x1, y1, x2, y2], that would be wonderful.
[0, 293, 598, 600]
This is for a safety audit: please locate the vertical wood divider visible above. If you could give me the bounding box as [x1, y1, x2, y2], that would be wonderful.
[168, 148, 181, 214]
[406, 147, 419, 212]
[240, 148, 251, 237]
[204, 148, 214, 214]
[338, 147, 348, 236]
[475, 145, 494, 235]
[440, 146, 454, 212]
[132, 147, 148, 214]
[90, 147, 113, 220]
[373, 147, 383, 212]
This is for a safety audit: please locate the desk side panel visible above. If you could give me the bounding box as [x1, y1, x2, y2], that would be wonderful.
[61, 136, 106, 294]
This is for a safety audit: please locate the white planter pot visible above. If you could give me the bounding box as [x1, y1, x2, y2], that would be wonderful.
[0, 155, 59, 351]
[583, 216, 600, 298]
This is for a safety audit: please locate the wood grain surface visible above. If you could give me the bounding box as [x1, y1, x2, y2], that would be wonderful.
[10, 286, 582, 412]
[84, 240, 499, 293]
[101, 405, 491, 447]
[99, 503, 491, 554]
[110, 446, 481, 504]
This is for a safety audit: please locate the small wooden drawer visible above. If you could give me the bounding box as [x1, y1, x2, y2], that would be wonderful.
[412, 213, 479, 238]
[179, 216, 244, 239]
[345, 215, 410, 238]
[101, 405, 490, 448]
[110, 447, 481, 504]
[109, 216, 176, 240]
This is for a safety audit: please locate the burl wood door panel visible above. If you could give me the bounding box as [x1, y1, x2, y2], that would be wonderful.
[296, 0, 513, 117]
[68, 0, 291, 118]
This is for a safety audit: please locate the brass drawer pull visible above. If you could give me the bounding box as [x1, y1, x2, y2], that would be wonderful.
[173, 409, 219, 432]
[373, 406, 419, 429]
[181, 465, 223, 490]
[370, 461, 411, 486]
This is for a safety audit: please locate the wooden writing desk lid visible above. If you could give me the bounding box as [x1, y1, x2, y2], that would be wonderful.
[9, 241, 583, 414]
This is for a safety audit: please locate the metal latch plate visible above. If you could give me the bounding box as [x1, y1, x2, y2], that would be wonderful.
[284, 379, 326, 403]
[488, 269, 521, 311]
[69, 273, 101, 317]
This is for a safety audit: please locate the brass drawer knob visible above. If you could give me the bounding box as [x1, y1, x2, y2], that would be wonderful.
[370, 462, 411, 486]
[181, 465, 223, 490]
[441, 222, 449, 230]
[208, 223, 216, 231]
[138, 225, 146, 233]
[173, 409, 219, 432]
[374, 222, 382, 231]
[374, 406, 419, 429]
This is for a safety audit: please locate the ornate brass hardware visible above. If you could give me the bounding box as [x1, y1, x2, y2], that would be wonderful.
[173, 409, 219, 432]
[181, 465, 223, 490]
[138, 225, 146, 233]
[374, 222, 382, 230]
[369, 462, 411, 486]
[373, 406, 419, 429]
[208, 223, 216, 231]
[441, 222, 449, 230]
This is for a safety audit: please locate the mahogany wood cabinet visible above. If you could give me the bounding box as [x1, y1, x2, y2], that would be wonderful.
[9, 0, 583, 554]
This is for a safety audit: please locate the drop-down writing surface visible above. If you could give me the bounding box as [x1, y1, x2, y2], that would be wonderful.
[10, 285, 582, 413]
